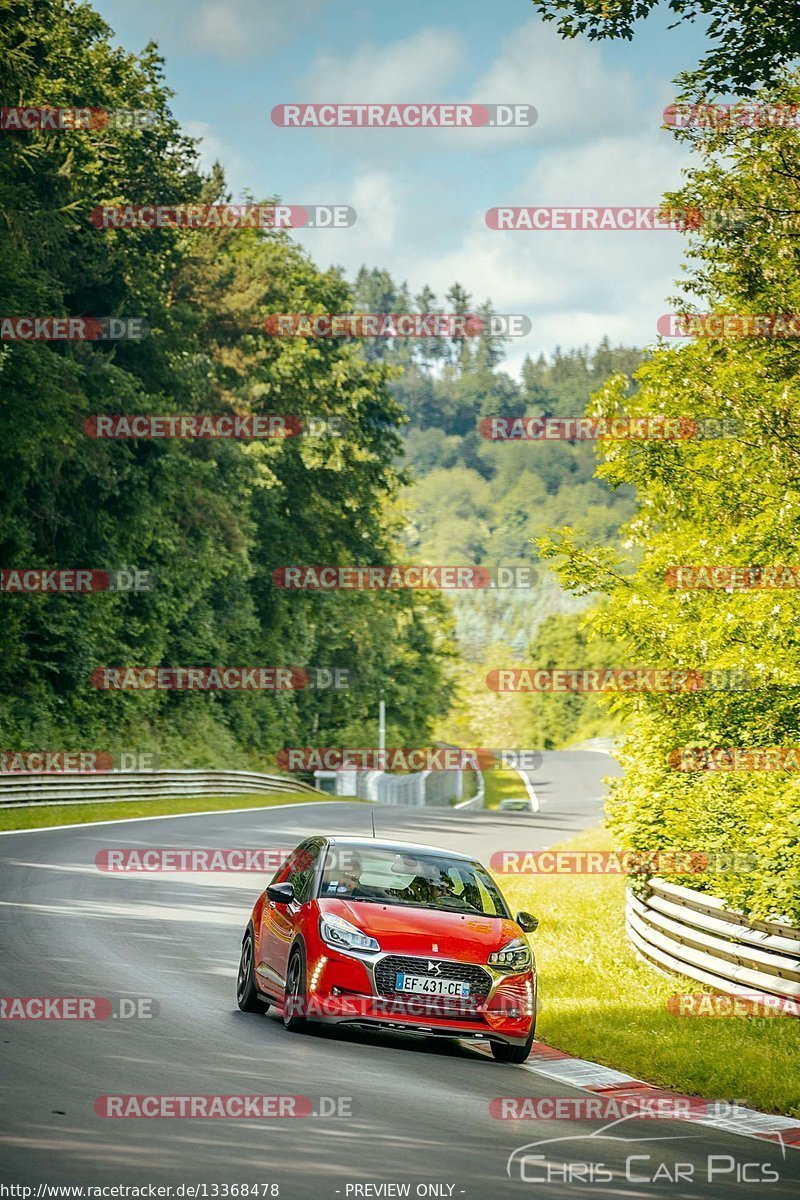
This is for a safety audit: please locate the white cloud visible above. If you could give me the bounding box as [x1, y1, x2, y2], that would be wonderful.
[268, 16, 698, 373]
[189, 0, 323, 61]
[468, 19, 650, 144]
[291, 17, 664, 160]
[349, 172, 400, 250]
[300, 130, 693, 372]
[303, 29, 465, 101]
[413, 132, 691, 365]
[293, 170, 404, 267]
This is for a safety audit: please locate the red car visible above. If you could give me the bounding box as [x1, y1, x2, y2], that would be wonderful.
[236, 836, 539, 1063]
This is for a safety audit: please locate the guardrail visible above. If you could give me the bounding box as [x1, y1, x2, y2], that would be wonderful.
[453, 773, 485, 810]
[626, 878, 800, 1002]
[316, 748, 484, 807]
[0, 770, 320, 809]
[350, 768, 465, 806]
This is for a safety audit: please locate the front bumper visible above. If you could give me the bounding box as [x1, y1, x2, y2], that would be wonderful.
[301, 948, 536, 1046]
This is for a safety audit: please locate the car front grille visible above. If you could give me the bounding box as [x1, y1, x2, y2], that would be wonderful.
[374, 955, 492, 1002]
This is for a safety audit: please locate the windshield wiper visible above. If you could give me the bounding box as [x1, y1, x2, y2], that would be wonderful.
[413, 900, 487, 915]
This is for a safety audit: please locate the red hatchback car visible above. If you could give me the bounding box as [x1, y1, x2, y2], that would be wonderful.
[236, 836, 539, 1062]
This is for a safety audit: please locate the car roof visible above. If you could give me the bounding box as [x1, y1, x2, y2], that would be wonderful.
[320, 835, 472, 861]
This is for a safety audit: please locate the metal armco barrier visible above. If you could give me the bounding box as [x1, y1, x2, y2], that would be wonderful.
[330, 766, 483, 807]
[626, 878, 800, 1002]
[0, 770, 320, 808]
[351, 768, 464, 806]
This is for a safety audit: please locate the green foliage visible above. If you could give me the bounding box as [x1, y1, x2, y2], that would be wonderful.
[522, 611, 622, 748]
[531, 0, 800, 97]
[346, 291, 645, 748]
[539, 78, 800, 921]
[0, 0, 452, 764]
[501, 823, 800, 1117]
[383, 327, 643, 665]
[482, 763, 529, 810]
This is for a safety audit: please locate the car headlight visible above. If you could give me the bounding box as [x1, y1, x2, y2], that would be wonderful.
[488, 938, 531, 971]
[319, 913, 380, 954]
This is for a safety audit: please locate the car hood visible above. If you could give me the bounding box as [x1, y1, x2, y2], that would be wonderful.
[318, 897, 522, 956]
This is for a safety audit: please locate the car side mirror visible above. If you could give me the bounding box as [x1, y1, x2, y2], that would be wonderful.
[516, 911, 539, 933]
[266, 882, 295, 905]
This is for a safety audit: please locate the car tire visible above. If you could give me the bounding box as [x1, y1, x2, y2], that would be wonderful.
[490, 1024, 535, 1064]
[283, 945, 308, 1033]
[237, 929, 269, 1013]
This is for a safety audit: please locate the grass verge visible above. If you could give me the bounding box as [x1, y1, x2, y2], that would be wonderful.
[494, 822, 800, 1118]
[0, 791, 341, 833]
[482, 765, 528, 810]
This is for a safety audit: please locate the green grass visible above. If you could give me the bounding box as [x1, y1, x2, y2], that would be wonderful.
[494, 823, 800, 1118]
[0, 791, 342, 832]
[482, 764, 529, 810]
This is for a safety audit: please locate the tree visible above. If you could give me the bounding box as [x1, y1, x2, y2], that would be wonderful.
[531, 0, 800, 96]
[537, 77, 800, 922]
[0, 0, 452, 762]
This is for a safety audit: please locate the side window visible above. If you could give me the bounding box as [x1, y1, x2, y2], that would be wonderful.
[288, 840, 322, 904]
[268, 853, 293, 887]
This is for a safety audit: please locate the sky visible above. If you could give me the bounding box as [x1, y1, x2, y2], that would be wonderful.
[94, 0, 710, 377]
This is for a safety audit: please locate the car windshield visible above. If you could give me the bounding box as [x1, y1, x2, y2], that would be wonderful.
[318, 845, 510, 918]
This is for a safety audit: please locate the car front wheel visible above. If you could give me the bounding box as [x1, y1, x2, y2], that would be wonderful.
[283, 945, 309, 1032]
[490, 1025, 535, 1064]
[237, 929, 269, 1013]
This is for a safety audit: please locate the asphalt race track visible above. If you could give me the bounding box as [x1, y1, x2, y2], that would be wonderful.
[1, 751, 797, 1197]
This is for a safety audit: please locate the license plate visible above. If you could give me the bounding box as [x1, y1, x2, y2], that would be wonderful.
[395, 973, 470, 997]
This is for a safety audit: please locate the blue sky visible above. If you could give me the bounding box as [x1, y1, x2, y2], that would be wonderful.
[95, 0, 709, 375]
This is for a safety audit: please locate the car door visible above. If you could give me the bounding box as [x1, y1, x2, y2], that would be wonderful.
[257, 839, 322, 992]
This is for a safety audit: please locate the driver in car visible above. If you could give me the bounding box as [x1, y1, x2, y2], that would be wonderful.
[326, 852, 390, 900]
[405, 864, 458, 905]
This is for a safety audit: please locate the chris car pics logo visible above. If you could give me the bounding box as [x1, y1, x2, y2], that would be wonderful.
[507, 1117, 784, 1185]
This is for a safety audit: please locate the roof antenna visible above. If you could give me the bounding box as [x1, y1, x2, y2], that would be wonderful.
[371, 810, 376, 839]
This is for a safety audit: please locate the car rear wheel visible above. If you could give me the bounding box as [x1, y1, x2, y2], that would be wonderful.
[283, 946, 308, 1032]
[490, 1025, 535, 1064]
[237, 929, 269, 1013]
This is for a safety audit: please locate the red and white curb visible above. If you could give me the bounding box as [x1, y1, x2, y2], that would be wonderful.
[514, 1042, 800, 1148]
